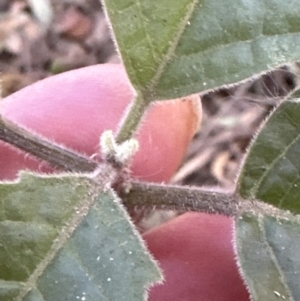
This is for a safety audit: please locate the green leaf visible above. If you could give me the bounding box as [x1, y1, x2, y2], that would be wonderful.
[103, 0, 300, 101]
[290, 87, 300, 99]
[238, 99, 300, 213]
[236, 213, 300, 300]
[0, 172, 162, 301]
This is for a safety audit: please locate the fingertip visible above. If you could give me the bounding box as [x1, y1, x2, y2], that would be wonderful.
[132, 95, 201, 182]
[143, 213, 249, 301]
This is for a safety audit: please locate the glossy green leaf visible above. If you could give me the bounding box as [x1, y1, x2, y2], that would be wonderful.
[236, 213, 300, 301]
[238, 99, 300, 213]
[103, 0, 300, 101]
[0, 172, 162, 301]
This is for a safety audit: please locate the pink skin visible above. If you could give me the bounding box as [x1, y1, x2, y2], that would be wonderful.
[0, 64, 249, 300]
[145, 213, 250, 301]
[0, 64, 198, 182]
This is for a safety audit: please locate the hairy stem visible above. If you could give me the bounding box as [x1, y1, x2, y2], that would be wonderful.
[116, 94, 149, 144]
[119, 181, 239, 216]
[0, 115, 240, 216]
[0, 116, 97, 172]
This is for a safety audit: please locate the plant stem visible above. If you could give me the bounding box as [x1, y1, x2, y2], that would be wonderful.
[119, 181, 238, 216]
[116, 94, 149, 144]
[0, 116, 97, 172]
[0, 116, 239, 216]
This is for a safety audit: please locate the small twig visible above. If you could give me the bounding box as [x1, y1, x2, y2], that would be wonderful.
[116, 94, 149, 144]
[0, 116, 238, 217]
[0, 116, 97, 172]
[119, 181, 239, 216]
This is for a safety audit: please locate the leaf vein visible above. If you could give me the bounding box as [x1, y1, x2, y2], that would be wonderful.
[15, 179, 97, 301]
[170, 32, 300, 61]
[145, 0, 199, 99]
[261, 217, 295, 300]
[251, 129, 300, 197]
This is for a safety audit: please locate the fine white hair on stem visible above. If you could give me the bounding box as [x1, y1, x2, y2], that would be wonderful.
[100, 130, 139, 165]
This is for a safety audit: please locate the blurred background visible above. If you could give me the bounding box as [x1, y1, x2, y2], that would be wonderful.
[1, 0, 299, 229]
[0, 0, 118, 98]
